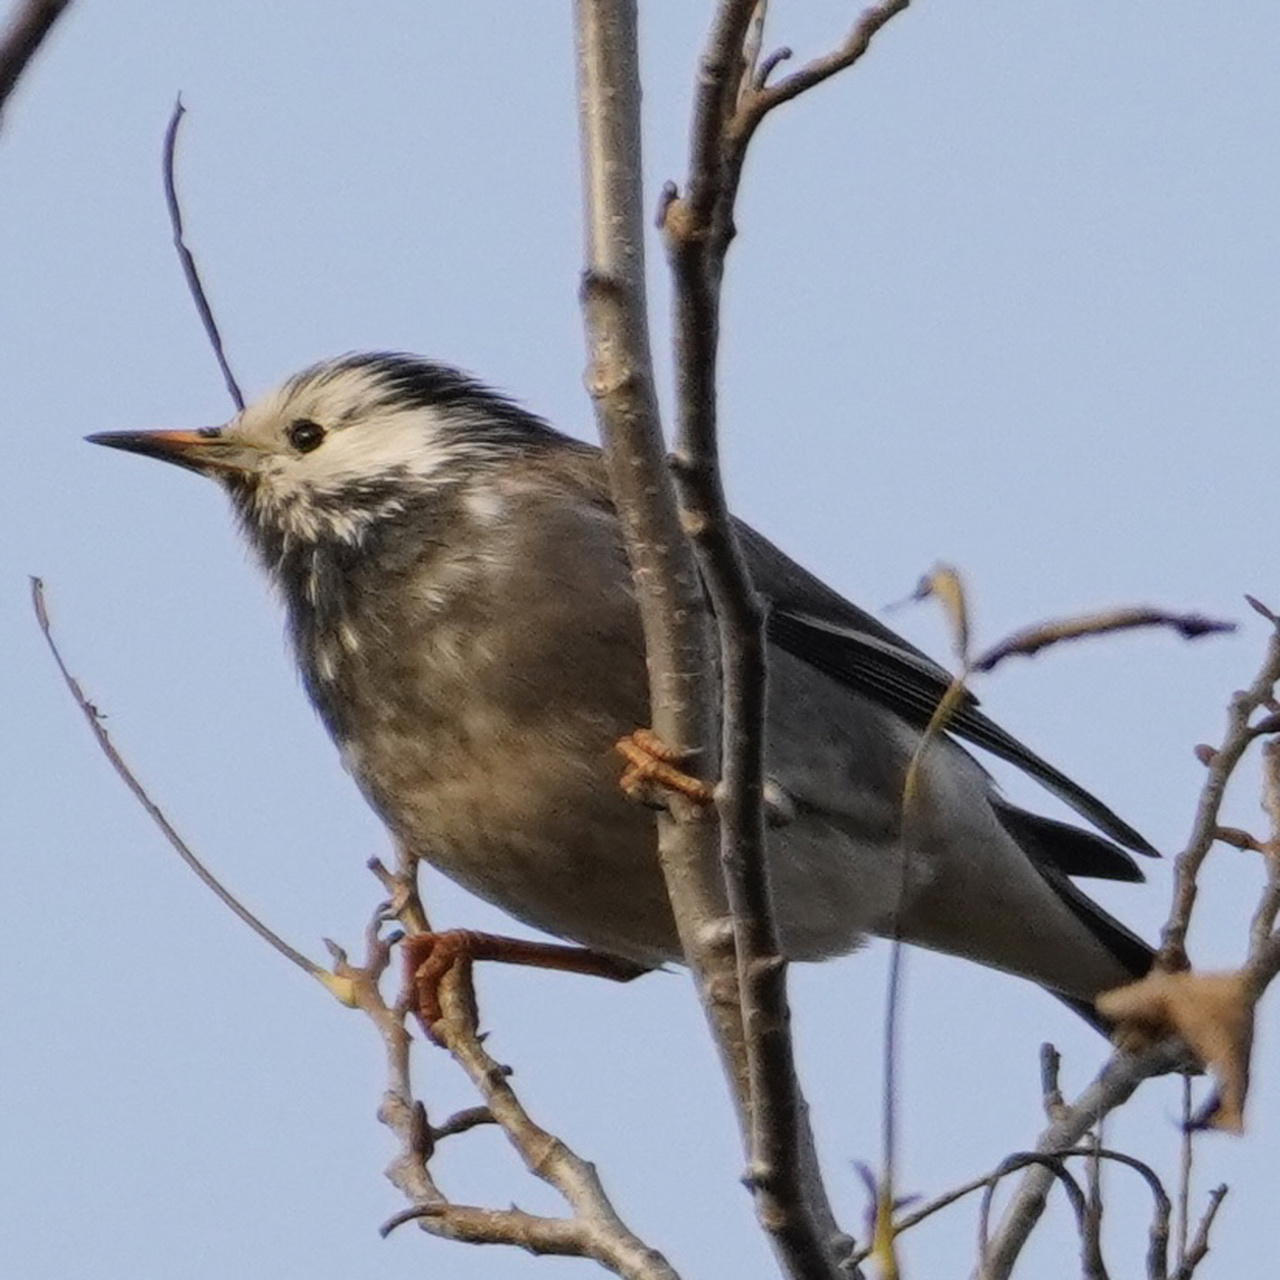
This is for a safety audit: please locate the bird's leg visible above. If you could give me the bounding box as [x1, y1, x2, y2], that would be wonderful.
[401, 930, 648, 1041]
[616, 727, 715, 805]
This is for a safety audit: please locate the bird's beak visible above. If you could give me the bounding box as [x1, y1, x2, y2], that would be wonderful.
[86, 427, 254, 478]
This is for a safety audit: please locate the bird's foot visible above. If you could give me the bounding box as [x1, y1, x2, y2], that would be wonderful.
[616, 727, 715, 806]
[401, 930, 648, 1043]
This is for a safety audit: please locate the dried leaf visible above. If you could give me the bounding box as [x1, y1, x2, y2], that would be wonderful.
[317, 970, 360, 1007]
[911, 563, 970, 666]
[1096, 970, 1253, 1132]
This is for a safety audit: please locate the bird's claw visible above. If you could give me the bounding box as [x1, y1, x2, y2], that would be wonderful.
[616, 727, 715, 805]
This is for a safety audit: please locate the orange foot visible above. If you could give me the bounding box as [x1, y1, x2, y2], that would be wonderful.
[615, 727, 715, 804]
[401, 930, 648, 1042]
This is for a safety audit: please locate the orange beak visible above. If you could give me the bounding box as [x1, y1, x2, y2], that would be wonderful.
[87, 427, 252, 478]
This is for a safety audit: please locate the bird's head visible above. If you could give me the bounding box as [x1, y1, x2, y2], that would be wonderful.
[89, 352, 556, 548]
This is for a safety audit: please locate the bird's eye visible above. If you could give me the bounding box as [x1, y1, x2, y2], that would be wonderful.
[286, 419, 326, 453]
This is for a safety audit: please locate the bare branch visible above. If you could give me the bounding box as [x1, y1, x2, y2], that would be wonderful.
[1247, 739, 1280, 955]
[380, 1202, 585, 1252]
[329, 863, 678, 1279]
[429, 957, 681, 1279]
[573, 1, 727, 956]
[980, 1041, 1187, 1279]
[1175, 1075, 1193, 1268]
[1040, 1043, 1066, 1123]
[977, 1154, 1090, 1279]
[572, 7, 784, 1191]
[0, 0, 70, 128]
[659, 4, 857, 1271]
[975, 608, 1235, 674]
[162, 98, 245, 410]
[850, 1143, 1170, 1274]
[1160, 610, 1280, 970]
[733, 2, 911, 144]
[1170, 1186, 1228, 1280]
[31, 576, 326, 985]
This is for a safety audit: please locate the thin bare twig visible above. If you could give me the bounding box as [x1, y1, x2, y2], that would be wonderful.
[850, 1143, 1170, 1273]
[428, 1105, 495, 1142]
[975, 608, 1234, 674]
[32, 576, 325, 983]
[0, 0, 70, 126]
[1161, 610, 1280, 971]
[328, 866, 678, 1279]
[1082, 1129, 1107, 1280]
[1248, 740, 1280, 953]
[162, 97, 245, 411]
[430, 957, 681, 1278]
[982, 603, 1278, 1275]
[668, 0, 836, 1269]
[977, 1154, 1091, 1279]
[1170, 1186, 1227, 1280]
[1040, 1043, 1066, 1123]
[1176, 1075, 1193, 1267]
[980, 1041, 1187, 1280]
[732, 2, 910, 150]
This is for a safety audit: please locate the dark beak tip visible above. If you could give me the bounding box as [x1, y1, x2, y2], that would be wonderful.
[85, 430, 150, 452]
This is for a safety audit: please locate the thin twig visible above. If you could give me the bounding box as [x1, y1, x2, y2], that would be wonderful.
[162, 97, 245, 411]
[1161, 610, 1280, 970]
[0, 0, 70, 126]
[32, 576, 323, 982]
[328, 878, 677, 1278]
[1082, 1128, 1106, 1280]
[1170, 1186, 1227, 1280]
[1040, 1043, 1066, 1123]
[1248, 740, 1280, 954]
[977, 1154, 1090, 1279]
[1176, 1075, 1193, 1267]
[429, 1106, 495, 1142]
[732, 1, 910, 145]
[850, 1144, 1170, 1271]
[975, 608, 1234, 674]
[379, 1202, 584, 1250]
[980, 1041, 1187, 1280]
[430, 959, 681, 1278]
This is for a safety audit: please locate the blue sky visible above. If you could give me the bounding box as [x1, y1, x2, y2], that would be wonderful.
[4, 4, 1278, 1277]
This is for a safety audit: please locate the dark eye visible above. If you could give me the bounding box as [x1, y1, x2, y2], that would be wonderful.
[286, 419, 326, 453]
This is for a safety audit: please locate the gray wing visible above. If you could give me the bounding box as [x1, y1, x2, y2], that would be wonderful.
[737, 521, 1158, 863]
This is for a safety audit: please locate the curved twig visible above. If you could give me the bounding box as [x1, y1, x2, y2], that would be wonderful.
[162, 97, 245, 411]
[977, 1154, 1092, 1279]
[980, 1041, 1188, 1280]
[32, 576, 324, 983]
[975, 608, 1234, 674]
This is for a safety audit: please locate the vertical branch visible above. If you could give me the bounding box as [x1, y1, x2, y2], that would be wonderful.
[1159, 618, 1280, 969]
[1176, 1075, 1193, 1267]
[572, 0, 750, 1101]
[662, 4, 859, 1274]
[575, 5, 853, 1275]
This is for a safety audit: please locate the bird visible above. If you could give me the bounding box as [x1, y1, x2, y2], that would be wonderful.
[90, 351, 1156, 1027]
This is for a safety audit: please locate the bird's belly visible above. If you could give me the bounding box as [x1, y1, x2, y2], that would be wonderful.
[339, 710, 684, 966]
